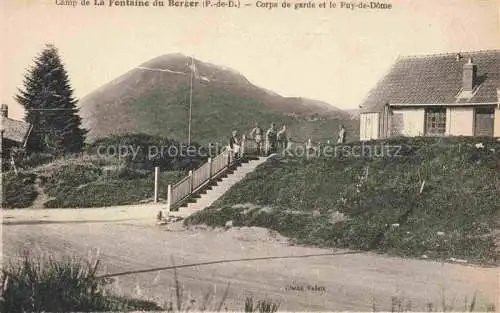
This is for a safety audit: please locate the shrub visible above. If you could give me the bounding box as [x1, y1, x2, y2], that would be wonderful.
[41, 164, 102, 198]
[2, 172, 38, 208]
[16, 152, 56, 169]
[43, 170, 186, 208]
[90, 134, 208, 171]
[0, 254, 161, 312]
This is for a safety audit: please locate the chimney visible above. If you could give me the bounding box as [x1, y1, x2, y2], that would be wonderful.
[0, 103, 7, 118]
[462, 57, 477, 92]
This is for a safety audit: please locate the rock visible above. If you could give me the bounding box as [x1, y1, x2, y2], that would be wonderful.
[448, 257, 468, 263]
[157, 214, 184, 225]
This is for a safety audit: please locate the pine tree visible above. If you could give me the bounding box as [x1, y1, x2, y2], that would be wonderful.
[15, 44, 87, 154]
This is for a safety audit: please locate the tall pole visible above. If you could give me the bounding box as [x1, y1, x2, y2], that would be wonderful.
[188, 56, 194, 146]
[1, 113, 3, 208]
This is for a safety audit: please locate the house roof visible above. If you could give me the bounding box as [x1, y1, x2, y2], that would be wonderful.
[1, 117, 31, 144]
[360, 50, 500, 113]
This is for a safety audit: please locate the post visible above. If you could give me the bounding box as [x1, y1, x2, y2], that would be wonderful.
[188, 56, 194, 146]
[154, 166, 159, 203]
[166, 184, 172, 211]
[0, 130, 3, 208]
[208, 157, 213, 179]
[0, 130, 3, 172]
[188, 170, 193, 192]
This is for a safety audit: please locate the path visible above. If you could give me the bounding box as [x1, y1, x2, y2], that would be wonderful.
[2, 206, 498, 311]
[29, 177, 52, 209]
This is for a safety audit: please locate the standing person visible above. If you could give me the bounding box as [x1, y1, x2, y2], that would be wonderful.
[250, 122, 264, 156]
[265, 123, 278, 155]
[229, 130, 241, 159]
[337, 124, 346, 144]
[277, 124, 288, 152]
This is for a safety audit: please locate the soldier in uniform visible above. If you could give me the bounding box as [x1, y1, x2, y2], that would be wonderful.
[337, 124, 346, 144]
[250, 123, 264, 156]
[277, 124, 288, 152]
[265, 123, 278, 155]
[229, 130, 241, 159]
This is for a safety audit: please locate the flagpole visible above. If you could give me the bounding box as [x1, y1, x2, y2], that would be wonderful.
[188, 56, 194, 146]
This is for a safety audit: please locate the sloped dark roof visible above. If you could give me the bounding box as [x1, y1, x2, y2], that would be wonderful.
[1, 117, 31, 143]
[360, 50, 500, 113]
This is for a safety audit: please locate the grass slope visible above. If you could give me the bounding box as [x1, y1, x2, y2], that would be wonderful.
[3, 134, 202, 208]
[185, 137, 500, 264]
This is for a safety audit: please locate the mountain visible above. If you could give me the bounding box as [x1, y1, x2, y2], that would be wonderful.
[345, 109, 361, 119]
[79, 54, 358, 145]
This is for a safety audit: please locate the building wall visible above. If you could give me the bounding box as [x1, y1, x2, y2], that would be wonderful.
[366, 105, 497, 139]
[359, 113, 379, 141]
[495, 106, 500, 137]
[446, 107, 474, 136]
[391, 108, 425, 136]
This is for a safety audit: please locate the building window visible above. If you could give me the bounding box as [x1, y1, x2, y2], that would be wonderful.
[425, 107, 446, 135]
[474, 107, 495, 137]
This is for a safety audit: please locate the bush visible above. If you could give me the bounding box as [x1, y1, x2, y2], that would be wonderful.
[2, 172, 38, 208]
[90, 134, 208, 171]
[42, 164, 102, 198]
[0, 254, 162, 312]
[16, 152, 56, 169]
[44, 170, 186, 208]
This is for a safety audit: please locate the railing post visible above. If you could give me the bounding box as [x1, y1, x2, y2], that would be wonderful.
[166, 184, 172, 211]
[208, 157, 213, 179]
[189, 170, 193, 192]
[154, 166, 159, 203]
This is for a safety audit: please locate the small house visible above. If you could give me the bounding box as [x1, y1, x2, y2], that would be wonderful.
[1, 104, 32, 159]
[359, 50, 500, 140]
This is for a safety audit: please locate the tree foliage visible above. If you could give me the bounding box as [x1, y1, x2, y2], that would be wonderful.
[16, 44, 87, 154]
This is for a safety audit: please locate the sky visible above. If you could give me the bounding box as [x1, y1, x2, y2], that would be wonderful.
[1, 0, 499, 120]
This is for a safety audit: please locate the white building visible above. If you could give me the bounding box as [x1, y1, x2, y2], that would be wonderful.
[359, 50, 500, 140]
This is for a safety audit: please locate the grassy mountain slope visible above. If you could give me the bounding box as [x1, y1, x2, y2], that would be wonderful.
[79, 54, 358, 145]
[185, 137, 500, 264]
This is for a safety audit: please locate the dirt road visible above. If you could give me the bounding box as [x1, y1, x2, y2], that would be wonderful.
[2, 205, 498, 311]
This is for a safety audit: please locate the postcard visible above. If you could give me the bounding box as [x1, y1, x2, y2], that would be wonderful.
[1, 0, 499, 312]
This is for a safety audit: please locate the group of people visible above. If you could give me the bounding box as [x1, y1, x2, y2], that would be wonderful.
[229, 123, 347, 158]
[229, 122, 288, 157]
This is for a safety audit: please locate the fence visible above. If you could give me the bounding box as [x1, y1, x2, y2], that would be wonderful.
[162, 136, 324, 211]
[166, 148, 233, 211]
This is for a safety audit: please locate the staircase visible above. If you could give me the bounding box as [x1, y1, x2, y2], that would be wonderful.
[168, 156, 269, 218]
[159, 136, 318, 220]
